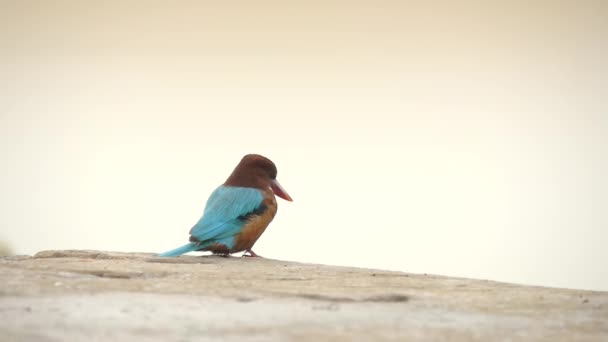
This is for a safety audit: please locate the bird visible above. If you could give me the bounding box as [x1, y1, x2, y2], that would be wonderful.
[158, 154, 292, 257]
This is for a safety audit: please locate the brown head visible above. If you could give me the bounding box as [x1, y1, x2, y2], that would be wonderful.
[224, 154, 293, 201]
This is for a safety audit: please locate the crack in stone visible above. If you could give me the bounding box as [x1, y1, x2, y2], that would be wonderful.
[145, 258, 215, 265]
[285, 293, 410, 303]
[34, 251, 125, 260]
[70, 270, 170, 279]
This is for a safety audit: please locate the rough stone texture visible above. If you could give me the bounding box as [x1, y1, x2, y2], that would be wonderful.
[1, 250, 607, 341]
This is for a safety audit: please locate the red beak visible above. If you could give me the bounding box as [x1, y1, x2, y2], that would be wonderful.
[271, 179, 293, 201]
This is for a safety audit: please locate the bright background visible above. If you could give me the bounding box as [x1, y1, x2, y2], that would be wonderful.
[1, 1, 607, 291]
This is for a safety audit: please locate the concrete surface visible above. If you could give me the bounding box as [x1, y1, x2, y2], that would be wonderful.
[1, 250, 607, 341]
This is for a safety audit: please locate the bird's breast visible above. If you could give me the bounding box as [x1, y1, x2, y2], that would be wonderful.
[231, 192, 277, 252]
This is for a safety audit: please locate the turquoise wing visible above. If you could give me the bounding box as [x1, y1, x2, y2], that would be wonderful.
[189, 186, 264, 245]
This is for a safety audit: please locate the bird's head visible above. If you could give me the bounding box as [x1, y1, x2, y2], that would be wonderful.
[225, 154, 293, 201]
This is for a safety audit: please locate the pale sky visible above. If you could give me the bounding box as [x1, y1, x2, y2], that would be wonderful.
[1, 1, 607, 291]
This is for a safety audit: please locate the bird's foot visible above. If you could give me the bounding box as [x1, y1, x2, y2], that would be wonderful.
[243, 249, 263, 258]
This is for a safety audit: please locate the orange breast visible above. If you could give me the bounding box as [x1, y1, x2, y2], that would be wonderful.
[231, 191, 277, 253]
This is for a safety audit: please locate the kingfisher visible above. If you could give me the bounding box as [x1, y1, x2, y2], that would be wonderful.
[158, 154, 292, 257]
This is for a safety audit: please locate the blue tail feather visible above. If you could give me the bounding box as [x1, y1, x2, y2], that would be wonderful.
[158, 242, 200, 257]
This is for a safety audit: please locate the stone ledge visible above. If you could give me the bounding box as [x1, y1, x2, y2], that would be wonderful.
[1, 250, 606, 341]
